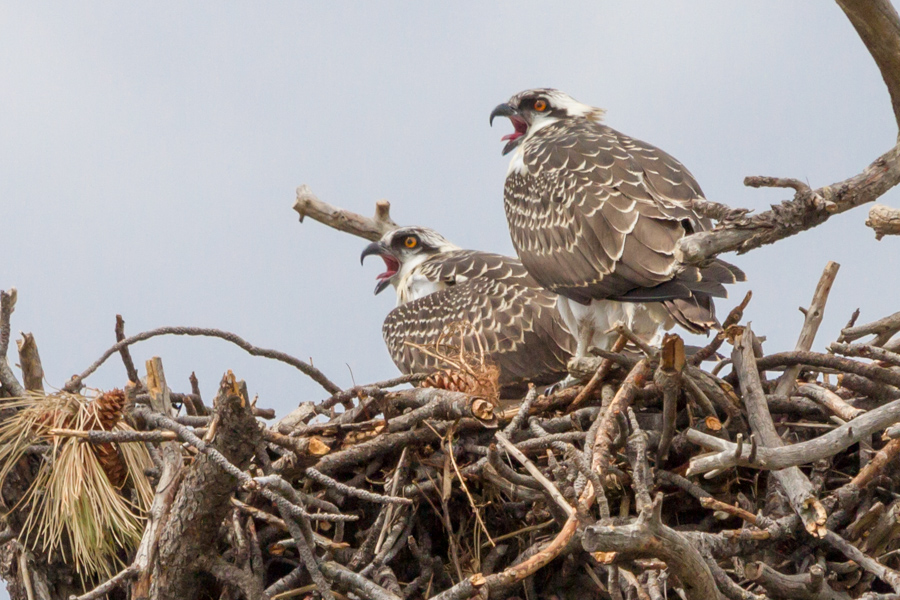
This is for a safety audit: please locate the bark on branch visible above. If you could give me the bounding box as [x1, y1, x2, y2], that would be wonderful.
[732, 326, 828, 537]
[149, 372, 262, 599]
[676, 0, 900, 264]
[676, 145, 900, 264]
[293, 184, 400, 242]
[582, 493, 722, 600]
[686, 396, 900, 473]
[837, 0, 900, 130]
[866, 203, 900, 239]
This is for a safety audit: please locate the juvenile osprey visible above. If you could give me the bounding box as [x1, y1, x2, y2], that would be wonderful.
[490, 89, 744, 358]
[360, 226, 575, 393]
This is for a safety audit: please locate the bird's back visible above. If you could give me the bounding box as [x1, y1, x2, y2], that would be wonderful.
[504, 118, 717, 303]
[382, 250, 575, 394]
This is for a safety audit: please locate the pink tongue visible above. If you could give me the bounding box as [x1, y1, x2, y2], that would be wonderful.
[501, 132, 521, 142]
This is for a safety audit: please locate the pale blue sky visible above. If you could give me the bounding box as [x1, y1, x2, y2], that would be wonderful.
[1, 3, 898, 590]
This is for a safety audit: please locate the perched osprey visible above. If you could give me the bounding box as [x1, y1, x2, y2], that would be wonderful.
[490, 89, 744, 358]
[360, 226, 575, 393]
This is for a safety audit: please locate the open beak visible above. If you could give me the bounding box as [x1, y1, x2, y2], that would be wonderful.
[489, 103, 517, 125]
[360, 241, 400, 295]
[490, 103, 527, 155]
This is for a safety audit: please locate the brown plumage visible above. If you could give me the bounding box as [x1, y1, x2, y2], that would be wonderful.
[362, 227, 576, 395]
[493, 89, 745, 338]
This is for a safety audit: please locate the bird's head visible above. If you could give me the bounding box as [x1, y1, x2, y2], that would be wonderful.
[490, 88, 604, 155]
[360, 226, 457, 295]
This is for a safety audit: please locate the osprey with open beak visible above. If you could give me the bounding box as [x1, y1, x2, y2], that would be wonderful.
[490, 88, 745, 361]
[361, 226, 576, 395]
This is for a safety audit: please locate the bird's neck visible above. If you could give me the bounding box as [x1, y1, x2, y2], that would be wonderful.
[393, 254, 448, 305]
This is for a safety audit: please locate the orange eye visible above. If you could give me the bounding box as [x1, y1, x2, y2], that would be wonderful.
[534, 99, 547, 112]
[404, 237, 417, 248]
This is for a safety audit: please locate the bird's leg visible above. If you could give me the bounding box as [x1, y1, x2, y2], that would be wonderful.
[575, 318, 597, 361]
[547, 319, 597, 394]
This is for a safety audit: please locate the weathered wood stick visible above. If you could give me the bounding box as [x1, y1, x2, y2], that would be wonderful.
[495, 432, 575, 519]
[866, 203, 900, 240]
[839, 310, 900, 346]
[131, 357, 183, 598]
[293, 184, 399, 242]
[676, 0, 900, 265]
[772, 261, 840, 398]
[797, 383, 865, 421]
[733, 327, 827, 538]
[583, 494, 723, 600]
[686, 396, 900, 472]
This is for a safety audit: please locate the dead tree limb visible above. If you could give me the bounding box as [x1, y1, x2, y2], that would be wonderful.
[686, 396, 900, 472]
[676, 144, 900, 264]
[132, 358, 185, 599]
[676, 0, 900, 264]
[733, 326, 828, 538]
[149, 371, 263, 600]
[866, 204, 900, 240]
[773, 261, 840, 398]
[0, 289, 25, 399]
[14, 333, 43, 394]
[839, 310, 900, 346]
[64, 325, 340, 395]
[582, 494, 722, 600]
[744, 562, 848, 600]
[294, 184, 399, 242]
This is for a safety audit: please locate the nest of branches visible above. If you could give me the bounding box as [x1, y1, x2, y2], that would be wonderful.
[5, 265, 900, 600]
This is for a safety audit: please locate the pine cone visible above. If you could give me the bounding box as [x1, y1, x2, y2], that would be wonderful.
[92, 441, 128, 488]
[87, 389, 128, 489]
[422, 370, 482, 394]
[421, 367, 501, 405]
[88, 389, 125, 430]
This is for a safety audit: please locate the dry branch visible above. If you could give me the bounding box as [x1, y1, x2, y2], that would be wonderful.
[583, 494, 722, 600]
[294, 184, 399, 242]
[686, 395, 900, 472]
[866, 204, 900, 239]
[131, 358, 184, 599]
[0, 289, 25, 399]
[64, 325, 340, 395]
[149, 371, 262, 599]
[15, 333, 43, 394]
[773, 261, 840, 398]
[675, 1, 900, 265]
[733, 326, 828, 537]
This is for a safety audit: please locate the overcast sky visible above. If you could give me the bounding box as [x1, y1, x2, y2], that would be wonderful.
[1, 3, 898, 585]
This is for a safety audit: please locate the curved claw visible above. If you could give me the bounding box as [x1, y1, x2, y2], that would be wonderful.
[545, 375, 580, 395]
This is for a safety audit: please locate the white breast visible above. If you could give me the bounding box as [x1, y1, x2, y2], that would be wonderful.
[397, 273, 446, 305]
[507, 146, 527, 176]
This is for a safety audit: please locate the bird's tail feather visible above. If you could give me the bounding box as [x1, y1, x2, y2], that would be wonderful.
[616, 258, 745, 302]
[662, 294, 718, 335]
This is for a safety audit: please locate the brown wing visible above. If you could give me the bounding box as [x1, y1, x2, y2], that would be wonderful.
[382, 251, 575, 393]
[504, 119, 742, 309]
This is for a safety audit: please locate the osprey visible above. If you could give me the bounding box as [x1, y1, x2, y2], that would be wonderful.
[490, 89, 744, 359]
[360, 226, 575, 394]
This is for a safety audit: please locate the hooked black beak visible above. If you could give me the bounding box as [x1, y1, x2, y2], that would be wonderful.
[489, 103, 518, 126]
[360, 241, 385, 265]
[360, 241, 399, 296]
